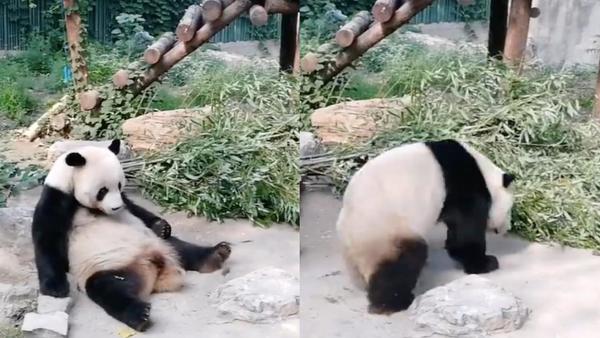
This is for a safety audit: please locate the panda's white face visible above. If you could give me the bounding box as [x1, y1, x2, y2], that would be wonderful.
[45, 142, 126, 215]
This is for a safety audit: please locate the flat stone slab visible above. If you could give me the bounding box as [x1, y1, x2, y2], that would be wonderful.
[408, 275, 530, 337]
[22, 311, 68, 336]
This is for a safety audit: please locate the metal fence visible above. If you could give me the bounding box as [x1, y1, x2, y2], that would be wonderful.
[0, 0, 489, 50]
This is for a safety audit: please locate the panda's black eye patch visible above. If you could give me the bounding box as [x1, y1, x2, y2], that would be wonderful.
[118, 182, 122, 190]
[97, 187, 109, 201]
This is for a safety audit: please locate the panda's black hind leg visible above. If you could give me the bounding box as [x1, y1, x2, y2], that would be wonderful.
[166, 236, 231, 273]
[85, 269, 152, 332]
[367, 238, 427, 314]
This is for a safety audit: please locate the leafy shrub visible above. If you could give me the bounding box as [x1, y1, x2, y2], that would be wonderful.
[0, 83, 37, 124]
[111, 13, 154, 60]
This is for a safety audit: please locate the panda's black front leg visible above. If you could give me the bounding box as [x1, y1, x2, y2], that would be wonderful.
[444, 210, 498, 274]
[33, 238, 70, 297]
[121, 193, 171, 239]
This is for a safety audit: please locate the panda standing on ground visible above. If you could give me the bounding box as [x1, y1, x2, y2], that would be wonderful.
[32, 140, 232, 331]
[336, 139, 515, 314]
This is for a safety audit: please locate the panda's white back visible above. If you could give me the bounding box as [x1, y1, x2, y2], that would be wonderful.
[336, 142, 446, 281]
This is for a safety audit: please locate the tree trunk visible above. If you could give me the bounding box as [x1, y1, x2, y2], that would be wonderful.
[372, 0, 401, 23]
[335, 11, 372, 48]
[280, 12, 299, 73]
[488, 0, 509, 59]
[265, 0, 299, 14]
[63, 0, 88, 91]
[112, 69, 130, 89]
[203, 0, 234, 22]
[318, 0, 433, 82]
[249, 4, 269, 26]
[177, 5, 203, 42]
[144, 32, 177, 65]
[504, 0, 532, 70]
[79, 90, 101, 111]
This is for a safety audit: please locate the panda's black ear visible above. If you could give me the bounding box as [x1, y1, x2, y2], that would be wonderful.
[108, 139, 120, 155]
[503, 173, 515, 188]
[65, 153, 86, 167]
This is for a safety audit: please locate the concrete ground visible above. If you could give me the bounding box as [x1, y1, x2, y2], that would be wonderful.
[300, 190, 600, 338]
[6, 187, 299, 338]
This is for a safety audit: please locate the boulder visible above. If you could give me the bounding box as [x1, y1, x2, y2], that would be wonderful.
[46, 140, 132, 168]
[408, 275, 530, 337]
[122, 108, 209, 154]
[310, 97, 410, 146]
[208, 267, 299, 323]
[0, 283, 38, 325]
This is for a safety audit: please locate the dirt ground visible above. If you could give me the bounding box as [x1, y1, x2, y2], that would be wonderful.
[5, 187, 299, 338]
[300, 189, 600, 338]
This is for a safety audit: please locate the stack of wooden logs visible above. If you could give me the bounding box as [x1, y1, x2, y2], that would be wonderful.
[301, 0, 433, 82]
[79, 0, 299, 111]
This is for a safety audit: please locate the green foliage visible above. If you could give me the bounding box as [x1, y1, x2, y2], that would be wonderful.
[0, 157, 45, 207]
[111, 13, 154, 60]
[307, 46, 600, 250]
[0, 84, 37, 124]
[108, 0, 197, 37]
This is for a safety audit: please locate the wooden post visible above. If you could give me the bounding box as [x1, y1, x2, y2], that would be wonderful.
[280, 11, 299, 73]
[488, 0, 509, 59]
[504, 0, 532, 69]
[63, 0, 88, 91]
[595, 56, 600, 118]
[265, 0, 299, 14]
[316, 0, 433, 82]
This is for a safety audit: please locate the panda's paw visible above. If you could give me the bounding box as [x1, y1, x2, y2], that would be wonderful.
[483, 255, 499, 272]
[151, 219, 172, 239]
[40, 278, 70, 298]
[122, 301, 152, 332]
[197, 242, 232, 273]
[464, 255, 499, 274]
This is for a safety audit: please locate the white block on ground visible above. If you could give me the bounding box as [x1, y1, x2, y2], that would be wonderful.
[21, 311, 69, 336]
[37, 296, 72, 314]
[208, 267, 299, 323]
[408, 275, 530, 337]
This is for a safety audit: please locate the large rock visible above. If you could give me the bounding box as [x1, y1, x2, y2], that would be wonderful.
[310, 97, 410, 146]
[408, 275, 530, 338]
[0, 283, 38, 325]
[208, 267, 299, 323]
[46, 140, 132, 168]
[122, 108, 209, 154]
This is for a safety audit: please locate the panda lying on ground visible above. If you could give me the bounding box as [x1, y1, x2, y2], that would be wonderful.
[336, 139, 515, 314]
[32, 140, 231, 331]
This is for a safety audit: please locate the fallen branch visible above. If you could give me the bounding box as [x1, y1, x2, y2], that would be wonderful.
[23, 95, 70, 141]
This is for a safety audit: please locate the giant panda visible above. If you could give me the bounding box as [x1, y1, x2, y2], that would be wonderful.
[32, 140, 232, 331]
[336, 139, 515, 314]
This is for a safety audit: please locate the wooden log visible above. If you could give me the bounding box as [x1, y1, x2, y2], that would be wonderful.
[63, 0, 88, 90]
[301, 53, 319, 74]
[202, 0, 234, 22]
[79, 90, 101, 111]
[144, 32, 177, 65]
[488, 0, 509, 59]
[280, 12, 300, 73]
[138, 0, 253, 93]
[24, 95, 70, 141]
[265, 0, 299, 14]
[595, 56, 600, 118]
[319, 0, 434, 82]
[112, 69, 130, 89]
[249, 4, 269, 26]
[176, 4, 203, 42]
[504, 0, 532, 69]
[372, 0, 401, 23]
[335, 11, 372, 48]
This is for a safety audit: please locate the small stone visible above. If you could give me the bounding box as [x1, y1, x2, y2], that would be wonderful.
[408, 275, 530, 337]
[21, 311, 68, 337]
[299, 131, 323, 157]
[37, 296, 72, 315]
[208, 267, 299, 323]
